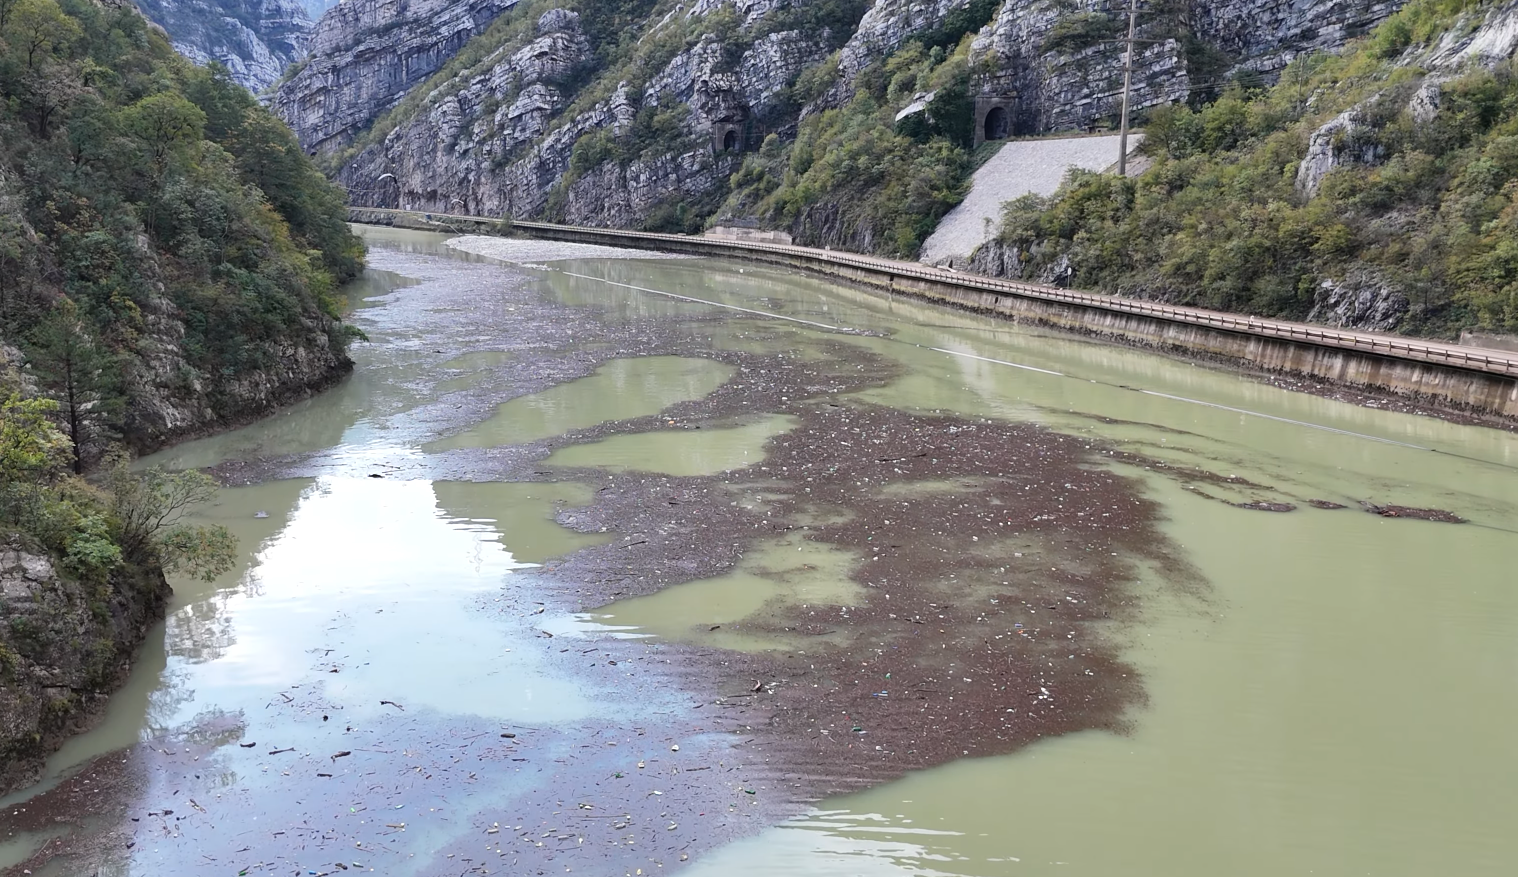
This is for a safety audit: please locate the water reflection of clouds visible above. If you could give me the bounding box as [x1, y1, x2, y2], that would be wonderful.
[145, 476, 607, 733]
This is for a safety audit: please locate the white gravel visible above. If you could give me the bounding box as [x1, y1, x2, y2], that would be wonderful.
[446, 234, 690, 264]
[919, 134, 1143, 266]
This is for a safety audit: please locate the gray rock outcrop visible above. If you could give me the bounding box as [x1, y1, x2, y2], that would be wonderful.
[307, 2, 825, 227]
[273, 0, 1416, 236]
[1307, 268, 1410, 332]
[106, 233, 351, 453]
[973, 0, 1406, 135]
[1295, 108, 1373, 198]
[272, 0, 523, 153]
[1, 536, 171, 795]
[136, 0, 313, 92]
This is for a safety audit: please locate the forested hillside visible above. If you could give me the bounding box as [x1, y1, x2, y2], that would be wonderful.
[1, 0, 363, 460]
[0, 0, 360, 792]
[979, 0, 1518, 337]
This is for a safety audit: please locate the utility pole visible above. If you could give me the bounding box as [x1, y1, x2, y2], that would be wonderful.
[1118, 0, 1139, 177]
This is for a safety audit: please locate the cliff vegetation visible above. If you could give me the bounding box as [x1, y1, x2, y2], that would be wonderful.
[0, 384, 233, 794]
[2, 0, 364, 458]
[987, 0, 1518, 336]
[282, 0, 1420, 264]
[0, 0, 355, 793]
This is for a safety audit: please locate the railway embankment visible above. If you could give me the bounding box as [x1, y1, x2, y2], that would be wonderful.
[349, 208, 1518, 422]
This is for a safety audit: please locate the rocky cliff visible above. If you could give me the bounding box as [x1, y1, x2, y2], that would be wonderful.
[969, 0, 1405, 134]
[275, 0, 1413, 249]
[271, 0, 524, 154]
[971, 0, 1518, 336]
[0, 536, 171, 795]
[137, 0, 313, 92]
[114, 230, 354, 455]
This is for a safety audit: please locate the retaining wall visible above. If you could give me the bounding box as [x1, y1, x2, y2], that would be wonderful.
[349, 208, 1518, 421]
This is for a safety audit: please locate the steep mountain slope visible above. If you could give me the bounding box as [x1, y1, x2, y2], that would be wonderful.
[977, 0, 1518, 336]
[1, 0, 364, 456]
[275, 0, 1413, 258]
[136, 0, 313, 92]
[1, 0, 355, 794]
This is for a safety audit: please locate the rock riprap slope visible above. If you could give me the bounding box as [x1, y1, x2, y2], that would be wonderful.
[919, 133, 1139, 266]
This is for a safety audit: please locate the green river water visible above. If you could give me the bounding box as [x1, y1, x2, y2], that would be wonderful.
[3, 226, 1516, 876]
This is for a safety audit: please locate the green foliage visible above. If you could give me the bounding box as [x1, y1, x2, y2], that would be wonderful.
[1140, 87, 1256, 157]
[61, 511, 121, 582]
[998, 1, 1518, 336]
[26, 299, 124, 474]
[1367, 0, 1483, 60]
[754, 0, 871, 48]
[0, 0, 363, 437]
[737, 36, 976, 257]
[912, 0, 1001, 53]
[0, 395, 121, 583]
[0, 394, 69, 485]
[1042, 12, 1121, 55]
[105, 463, 235, 582]
[897, 68, 975, 151]
[122, 91, 206, 171]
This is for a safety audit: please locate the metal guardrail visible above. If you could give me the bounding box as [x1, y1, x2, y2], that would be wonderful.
[355, 209, 1518, 379]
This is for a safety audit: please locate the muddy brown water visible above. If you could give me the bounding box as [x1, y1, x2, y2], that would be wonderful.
[4, 227, 1518, 876]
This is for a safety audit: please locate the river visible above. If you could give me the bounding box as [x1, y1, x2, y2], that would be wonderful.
[3, 226, 1517, 876]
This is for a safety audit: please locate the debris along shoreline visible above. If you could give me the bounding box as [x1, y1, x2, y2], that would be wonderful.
[1, 233, 1460, 875]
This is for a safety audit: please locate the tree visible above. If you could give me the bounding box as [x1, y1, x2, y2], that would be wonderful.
[22, 61, 81, 138]
[26, 299, 123, 474]
[0, 393, 71, 539]
[0, 214, 38, 333]
[105, 463, 236, 582]
[0, 393, 69, 485]
[122, 91, 206, 174]
[4, 0, 80, 69]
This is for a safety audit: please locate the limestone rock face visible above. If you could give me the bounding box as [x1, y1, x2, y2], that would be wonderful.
[312, 2, 818, 228]
[106, 233, 350, 453]
[838, 0, 971, 83]
[973, 0, 1405, 135]
[137, 0, 312, 92]
[1308, 268, 1410, 332]
[741, 30, 827, 116]
[271, 0, 522, 153]
[562, 150, 732, 229]
[1295, 108, 1377, 198]
[275, 0, 1417, 234]
[0, 537, 171, 796]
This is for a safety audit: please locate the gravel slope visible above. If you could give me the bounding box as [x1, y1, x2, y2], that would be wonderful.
[920, 134, 1142, 266]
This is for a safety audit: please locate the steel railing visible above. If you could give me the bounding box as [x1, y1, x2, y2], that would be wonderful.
[351, 209, 1518, 379]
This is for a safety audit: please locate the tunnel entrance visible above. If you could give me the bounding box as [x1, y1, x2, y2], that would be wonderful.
[723, 129, 738, 152]
[984, 106, 1009, 143]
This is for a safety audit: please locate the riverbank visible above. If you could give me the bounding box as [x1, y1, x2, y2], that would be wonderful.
[7, 228, 1518, 876]
[354, 209, 1518, 425]
[0, 541, 171, 797]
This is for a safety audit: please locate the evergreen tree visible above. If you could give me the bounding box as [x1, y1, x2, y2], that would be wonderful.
[26, 299, 123, 474]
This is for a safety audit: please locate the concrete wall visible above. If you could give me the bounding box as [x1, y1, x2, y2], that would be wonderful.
[1459, 331, 1518, 354]
[350, 208, 1518, 421]
[705, 226, 793, 245]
